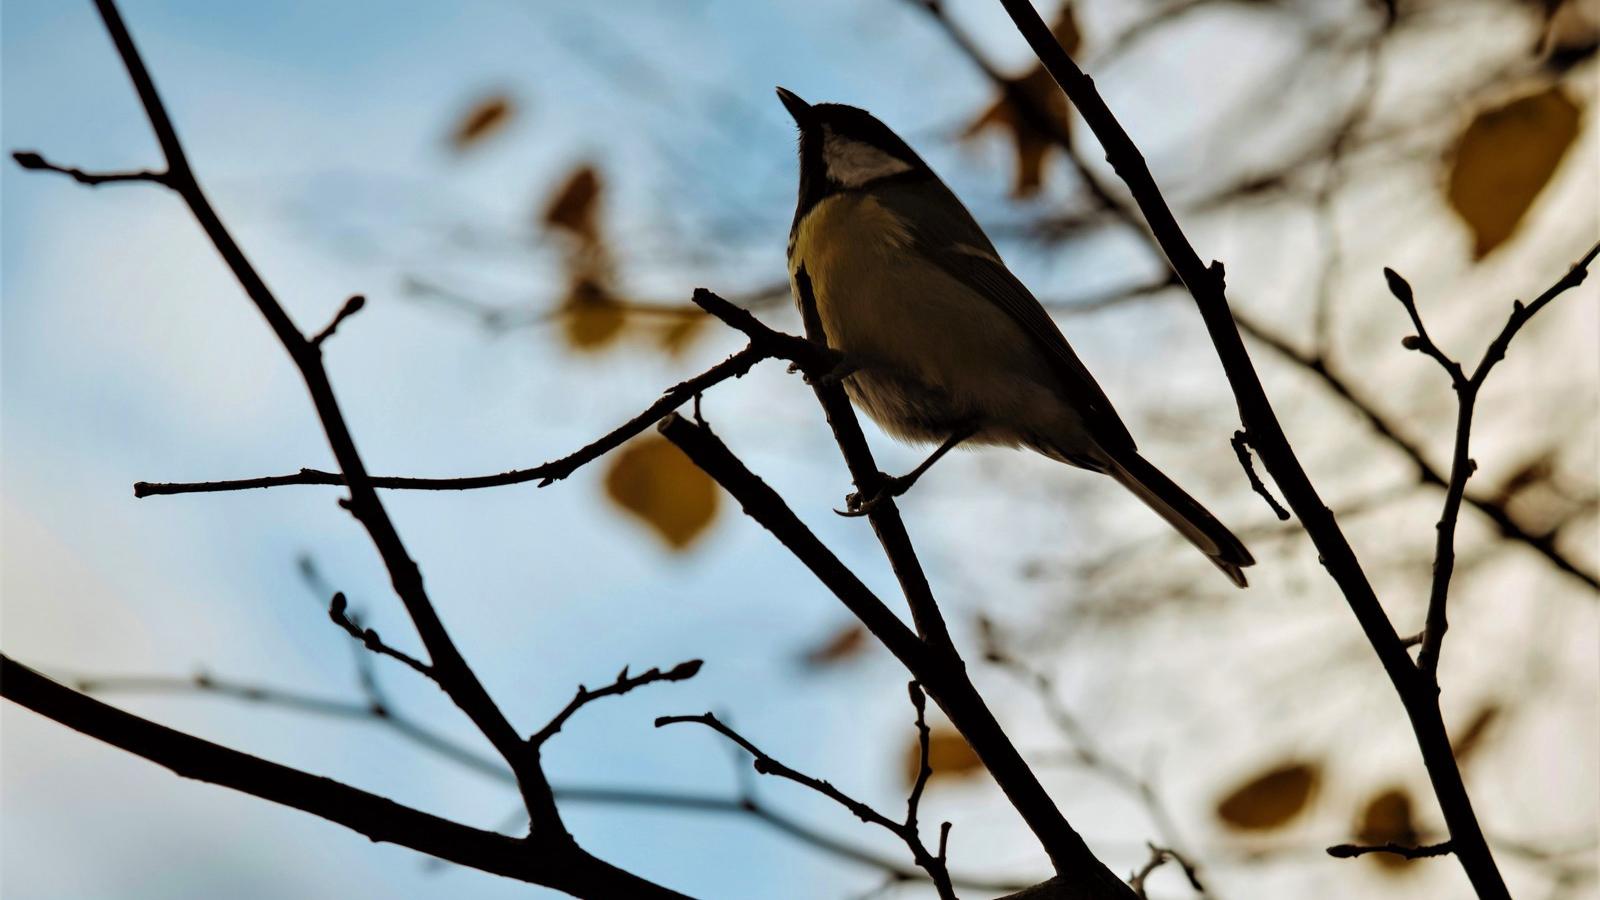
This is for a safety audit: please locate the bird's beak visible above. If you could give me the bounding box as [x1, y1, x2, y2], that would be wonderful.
[775, 86, 813, 126]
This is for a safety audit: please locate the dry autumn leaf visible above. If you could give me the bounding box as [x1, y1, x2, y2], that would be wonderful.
[1355, 788, 1421, 871]
[543, 165, 603, 242]
[1216, 761, 1320, 830]
[656, 314, 708, 357]
[962, 5, 1080, 197]
[560, 276, 627, 351]
[1446, 85, 1581, 258]
[800, 623, 867, 668]
[604, 435, 719, 550]
[905, 726, 983, 786]
[449, 94, 515, 151]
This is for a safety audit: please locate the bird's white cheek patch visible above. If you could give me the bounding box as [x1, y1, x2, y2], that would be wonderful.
[822, 127, 912, 187]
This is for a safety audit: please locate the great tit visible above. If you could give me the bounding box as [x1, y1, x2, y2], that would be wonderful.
[777, 87, 1255, 587]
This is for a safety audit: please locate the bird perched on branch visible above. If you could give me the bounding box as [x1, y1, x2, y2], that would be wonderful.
[777, 87, 1254, 587]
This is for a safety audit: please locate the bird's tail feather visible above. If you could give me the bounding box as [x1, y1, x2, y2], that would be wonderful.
[1105, 452, 1255, 588]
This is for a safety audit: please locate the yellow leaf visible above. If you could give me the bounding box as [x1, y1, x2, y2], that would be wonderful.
[801, 623, 867, 668]
[450, 94, 515, 151]
[604, 435, 719, 550]
[906, 727, 983, 786]
[656, 314, 708, 357]
[560, 276, 627, 351]
[1216, 761, 1320, 830]
[543, 165, 603, 242]
[1355, 788, 1421, 872]
[1446, 86, 1581, 258]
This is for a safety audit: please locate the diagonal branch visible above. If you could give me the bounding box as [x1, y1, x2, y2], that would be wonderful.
[1388, 245, 1600, 680]
[656, 710, 955, 898]
[1327, 840, 1455, 860]
[991, 1, 1511, 895]
[530, 660, 703, 747]
[328, 592, 436, 681]
[133, 343, 771, 497]
[69, 667, 1028, 893]
[11, 150, 170, 187]
[658, 410, 1136, 897]
[0, 656, 688, 898]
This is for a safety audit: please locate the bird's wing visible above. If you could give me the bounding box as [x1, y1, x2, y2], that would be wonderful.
[874, 181, 1137, 453]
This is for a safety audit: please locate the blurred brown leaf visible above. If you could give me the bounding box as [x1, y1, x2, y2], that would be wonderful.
[961, 5, 1079, 197]
[543, 165, 603, 243]
[1450, 704, 1501, 764]
[449, 94, 515, 151]
[906, 727, 983, 786]
[1446, 85, 1581, 258]
[560, 276, 627, 351]
[1216, 761, 1320, 830]
[656, 314, 709, 357]
[604, 435, 719, 550]
[800, 623, 867, 668]
[1355, 788, 1421, 871]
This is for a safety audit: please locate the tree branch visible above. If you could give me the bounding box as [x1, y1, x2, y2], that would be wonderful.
[1389, 245, 1600, 680]
[1327, 841, 1454, 860]
[0, 656, 688, 898]
[68, 667, 1027, 892]
[328, 592, 436, 681]
[656, 710, 955, 898]
[530, 660, 703, 747]
[10, 150, 170, 186]
[133, 343, 771, 497]
[658, 410, 1136, 897]
[991, 2, 1510, 894]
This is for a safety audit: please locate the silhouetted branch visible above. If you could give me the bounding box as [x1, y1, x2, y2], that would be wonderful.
[311, 294, 366, 347]
[0, 656, 687, 898]
[133, 343, 770, 497]
[658, 409, 1135, 897]
[328, 592, 435, 681]
[530, 660, 703, 747]
[1386, 244, 1600, 680]
[68, 667, 1025, 892]
[992, 2, 1511, 894]
[4, 3, 687, 893]
[1129, 843, 1205, 898]
[1225, 307, 1598, 591]
[978, 619, 1210, 899]
[656, 710, 956, 899]
[10, 149, 170, 186]
[1230, 431, 1290, 521]
[1327, 841, 1454, 860]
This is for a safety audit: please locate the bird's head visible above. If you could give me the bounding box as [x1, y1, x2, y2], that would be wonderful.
[777, 87, 930, 214]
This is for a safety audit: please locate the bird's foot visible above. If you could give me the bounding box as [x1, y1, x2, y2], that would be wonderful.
[836, 470, 915, 518]
[800, 352, 862, 387]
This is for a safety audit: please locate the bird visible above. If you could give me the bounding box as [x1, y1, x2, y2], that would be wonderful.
[776, 87, 1255, 587]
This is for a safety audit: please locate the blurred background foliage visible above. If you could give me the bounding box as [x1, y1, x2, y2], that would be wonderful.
[2, 0, 1596, 898]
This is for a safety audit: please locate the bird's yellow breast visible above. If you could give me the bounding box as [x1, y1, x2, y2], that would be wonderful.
[787, 191, 1073, 448]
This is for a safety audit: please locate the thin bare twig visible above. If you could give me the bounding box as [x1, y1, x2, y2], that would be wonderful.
[1327, 840, 1454, 860]
[1386, 244, 1600, 680]
[530, 660, 703, 747]
[656, 710, 956, 899]
[311, 294, 366, 347]
[991, 1, 1511, 893]
[68, 667, 1026, 892]
[1230, 431, 1291, 521]
[11, 149, 170, 186]
[133, 343, 771, 497]
[328, 592, 435, 681]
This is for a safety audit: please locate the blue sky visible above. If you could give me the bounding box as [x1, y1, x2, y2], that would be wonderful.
[4, 1, 1597, 899]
